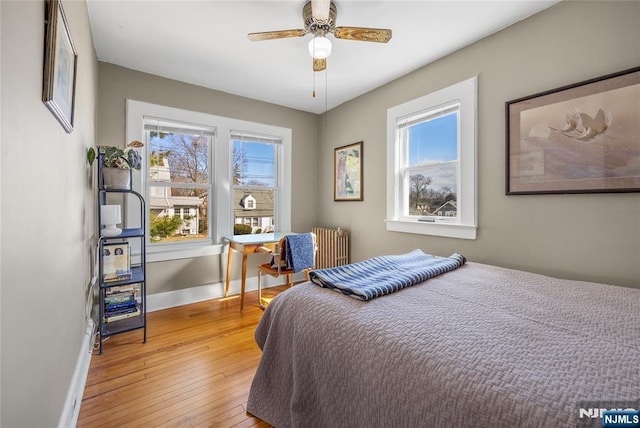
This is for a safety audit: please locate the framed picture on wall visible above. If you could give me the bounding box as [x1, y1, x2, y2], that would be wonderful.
[43, 0, 78, 133]
[334, 141, 363, 201]
[506, 66, 640, 195]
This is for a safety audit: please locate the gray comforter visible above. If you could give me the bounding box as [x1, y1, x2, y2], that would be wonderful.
[246, 262, 640, 427]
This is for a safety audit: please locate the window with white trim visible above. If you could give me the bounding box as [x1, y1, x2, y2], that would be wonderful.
[126, 100, 292, 262]
[386, 77, 478, 240]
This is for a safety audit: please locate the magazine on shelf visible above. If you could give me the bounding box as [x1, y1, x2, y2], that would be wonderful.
[105, 284, 140, 299]
[105, 298, 137, 312]
[106, 305, 137, 316]
[103, 242, 131, 281]
[105, 293, 135, 305]
[105, 307, 141, 323]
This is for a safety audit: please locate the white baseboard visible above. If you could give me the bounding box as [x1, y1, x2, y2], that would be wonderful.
[59, 319, 95, 428]
[146, 274, 277, 312]
[146, 272, 300, 312]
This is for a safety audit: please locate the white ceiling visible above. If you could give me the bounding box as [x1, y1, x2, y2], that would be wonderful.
[87, 1, 560, 114]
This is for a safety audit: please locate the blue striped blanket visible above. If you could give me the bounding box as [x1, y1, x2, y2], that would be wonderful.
[309, 250, 466, 301]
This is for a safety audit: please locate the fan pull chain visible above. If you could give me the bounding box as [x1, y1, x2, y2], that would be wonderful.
[324, 73, 329, 124]
[325, 68, 328, 121]
[312, 36, 317, 98]
[312, 68, 316, 98]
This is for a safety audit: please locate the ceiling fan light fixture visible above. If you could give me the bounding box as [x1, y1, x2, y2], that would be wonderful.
[308, 35, 332, 59]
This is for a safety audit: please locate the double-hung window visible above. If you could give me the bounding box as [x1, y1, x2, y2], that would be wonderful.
[386, 76, 478, 239]
[126, 100, 292, 262]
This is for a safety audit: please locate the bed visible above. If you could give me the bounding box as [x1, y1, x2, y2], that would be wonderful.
[246, 256, 640, 427]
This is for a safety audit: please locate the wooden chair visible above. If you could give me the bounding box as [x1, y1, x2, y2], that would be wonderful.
[256, 233, 316, 309]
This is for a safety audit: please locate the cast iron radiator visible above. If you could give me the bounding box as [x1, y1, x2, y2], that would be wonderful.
[312, 227, 350, 269]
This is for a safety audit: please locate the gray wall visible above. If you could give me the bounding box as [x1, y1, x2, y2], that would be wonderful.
[97, 63, 319, 294]
[318, 1, 640, 288]
[0, 2, 637, 426]
[1, 1, 98, 426]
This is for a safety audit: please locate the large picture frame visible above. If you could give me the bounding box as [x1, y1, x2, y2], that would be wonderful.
[506, 66, 640, 195]
[43, 0, 78, 133]
[334, 141, 363, 201]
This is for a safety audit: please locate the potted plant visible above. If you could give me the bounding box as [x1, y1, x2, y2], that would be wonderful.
[87, 141, 144, 189]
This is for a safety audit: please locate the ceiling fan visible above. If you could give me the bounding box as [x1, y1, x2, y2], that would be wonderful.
[247, 0, 392, 72]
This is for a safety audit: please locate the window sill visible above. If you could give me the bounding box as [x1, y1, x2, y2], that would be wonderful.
[145, 242, 225, 263]
[385, 219, 477, 240]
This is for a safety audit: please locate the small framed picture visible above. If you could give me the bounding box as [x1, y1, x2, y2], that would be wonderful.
[334, 141, 363, 201]
[43, 0, 78, 133]
[506, 66, 640, 194]
[103, 242, 131, 282]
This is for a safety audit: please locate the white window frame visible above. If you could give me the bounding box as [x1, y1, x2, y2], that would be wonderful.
[126, 100, 292, 262]
[386, 77, 478, 240]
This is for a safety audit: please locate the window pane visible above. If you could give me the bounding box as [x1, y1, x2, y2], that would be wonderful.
[233, 188, 275, 233]
[407, 111, 458, 167]
[149, 186, 208, 243]
[149, 132, 209, 185]
[232, 137, 278, 234]
[407, 166, 458, 217]
[232, 141, 275, 187]
[147, 126, 211, 245]
[406, 111, 458, 218]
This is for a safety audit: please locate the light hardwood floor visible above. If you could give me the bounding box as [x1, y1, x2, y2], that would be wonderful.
[77, 287, 286, 428]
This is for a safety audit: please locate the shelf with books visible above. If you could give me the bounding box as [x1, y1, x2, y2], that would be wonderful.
[96, 149, 146, 354]
[103, 288, 141, 324]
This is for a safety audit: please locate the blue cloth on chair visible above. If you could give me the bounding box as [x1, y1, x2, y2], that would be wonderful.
[284, 233, 314, 273]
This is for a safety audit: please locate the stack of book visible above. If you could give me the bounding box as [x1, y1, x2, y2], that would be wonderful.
[104, 284, 140, 323]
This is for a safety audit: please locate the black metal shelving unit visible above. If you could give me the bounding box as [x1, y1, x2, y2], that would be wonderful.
[96, 152, 146, 354]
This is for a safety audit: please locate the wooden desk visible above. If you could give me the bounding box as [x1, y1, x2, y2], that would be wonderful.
[224, 233, 289, 311]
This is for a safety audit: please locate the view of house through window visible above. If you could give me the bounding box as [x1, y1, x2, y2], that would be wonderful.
[403, 105, 459, 220]
[145, 120, 214, 244]
[232, 134, 279, 234]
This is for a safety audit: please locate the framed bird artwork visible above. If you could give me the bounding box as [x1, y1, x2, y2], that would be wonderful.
[506, 66, 640, 194]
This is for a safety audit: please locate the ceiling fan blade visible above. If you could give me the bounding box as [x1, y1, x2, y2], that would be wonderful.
[313, 58, 326, 72]
[311, 0, 331, 22]
[333, 27, 392, 43]
[248, 29, 306, 41]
